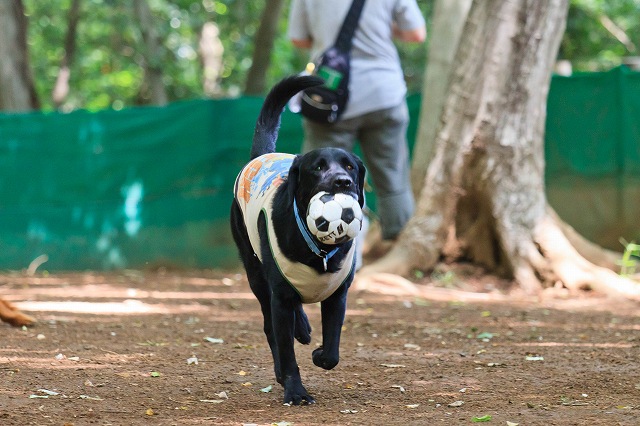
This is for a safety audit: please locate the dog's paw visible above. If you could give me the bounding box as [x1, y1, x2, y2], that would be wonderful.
[312, 347, 339, 370]
[294, 325, 311, 345]
[283, 381, 315, 406]
[294, 307, 312, 345]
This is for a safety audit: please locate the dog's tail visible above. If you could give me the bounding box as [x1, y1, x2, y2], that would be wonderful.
[251, 75, 324, 159]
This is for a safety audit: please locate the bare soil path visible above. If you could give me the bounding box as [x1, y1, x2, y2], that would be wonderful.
[1, 270, 639, 425]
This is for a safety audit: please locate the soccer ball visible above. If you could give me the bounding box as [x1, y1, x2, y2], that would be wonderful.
[306, 191, 363, 245]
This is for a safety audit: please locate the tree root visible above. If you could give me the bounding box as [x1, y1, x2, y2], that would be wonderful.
[357, 207, 639, 301]
[534, 214, 640, 300]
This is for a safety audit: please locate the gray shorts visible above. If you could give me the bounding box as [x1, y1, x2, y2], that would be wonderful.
[302, 102, 414, 239]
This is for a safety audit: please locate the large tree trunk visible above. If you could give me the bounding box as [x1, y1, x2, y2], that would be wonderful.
[133, 0, 168, 105]
[244, 0, 285, 95]
[358, 0, 640, 300]
[0, 0, 39, 111]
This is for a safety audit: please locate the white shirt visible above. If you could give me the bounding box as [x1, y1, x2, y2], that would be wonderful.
[287, 0, 425, 119]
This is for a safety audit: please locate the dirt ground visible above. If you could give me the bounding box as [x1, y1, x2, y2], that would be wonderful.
[1, 268, 639, 426]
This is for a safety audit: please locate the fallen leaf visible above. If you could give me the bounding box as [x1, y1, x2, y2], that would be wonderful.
[391, 385, 405, 393]
[79, 395, 103, 401]
[340, 409, 358, 414]
[216, 391, 228, 399]
[380, 363, 406, 368]
[37, 389, 60, 396]
[199, 399, 225, 404]
[472, 415, 492, 422]
[187, 356, 198, 365]
[260, 385, 273, 393]
[145, 408, 154, 416]
[406, 404, 420, 409]
[448, 400, 464, 407]
[507, 422, 519, 426]
[204, 337, 224, 344]
[150, 372, 161, 377]
[525, 355, 544, 361]
[476, 332, 494, 340]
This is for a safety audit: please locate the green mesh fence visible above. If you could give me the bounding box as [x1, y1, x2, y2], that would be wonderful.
[0, 66, 638, 271]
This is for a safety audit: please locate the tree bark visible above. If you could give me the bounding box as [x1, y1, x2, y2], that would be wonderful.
[357, 0, 640, 300]
[52, 0, 81, 108]
[410, 0, 472, 195]
[133, 0, 169, 105]
[0, 0, 39, 111]
[199, 22, 224, 97]
[244, 0, 285, 95]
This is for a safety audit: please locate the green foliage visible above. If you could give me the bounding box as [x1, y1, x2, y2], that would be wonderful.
[561, 0, 640, 71]
[619, 239, 640, 277]
[20, 0, 637, 111]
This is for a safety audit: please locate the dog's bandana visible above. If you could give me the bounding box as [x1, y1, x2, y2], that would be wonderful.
[234, 153, 355, 303]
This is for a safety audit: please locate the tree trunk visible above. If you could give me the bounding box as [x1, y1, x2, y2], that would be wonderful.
[358, 0, 640, 300]
[0, 0, 39, 111]
[133, 0, 168, 105]
[244, 0, 285, 95]
[52, 0, 81, 109]
[410, 0, 472, 195]
[199, 22, 224, 97]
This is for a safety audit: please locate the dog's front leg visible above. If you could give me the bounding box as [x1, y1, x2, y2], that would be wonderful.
[271, 296, 315, 405]
[312, 283, 348, 370]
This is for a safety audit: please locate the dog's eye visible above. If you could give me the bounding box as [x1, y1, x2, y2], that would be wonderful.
[315, 165, 322, 171]
[346, 165, 354, 171]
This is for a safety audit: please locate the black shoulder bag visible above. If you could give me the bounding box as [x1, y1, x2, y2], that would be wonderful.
[300, 0, 366, 124]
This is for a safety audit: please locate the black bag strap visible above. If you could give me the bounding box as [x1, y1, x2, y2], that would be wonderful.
[333, 0, 366, 53]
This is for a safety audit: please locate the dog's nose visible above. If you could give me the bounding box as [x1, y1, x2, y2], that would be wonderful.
[333, 176, 352, 190]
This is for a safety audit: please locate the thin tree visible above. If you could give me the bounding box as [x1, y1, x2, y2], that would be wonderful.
[133, 0, 168, 105]
[244, 0, 286, 95]
[52, 0, 81, 109]
[0, 0, 39, 111]
[358, 0, 640, 300]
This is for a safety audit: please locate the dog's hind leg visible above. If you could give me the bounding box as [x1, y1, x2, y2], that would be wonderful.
[294, 305, 312, 345]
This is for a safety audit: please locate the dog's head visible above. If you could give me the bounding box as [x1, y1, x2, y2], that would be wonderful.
[287, 147, 365, 210]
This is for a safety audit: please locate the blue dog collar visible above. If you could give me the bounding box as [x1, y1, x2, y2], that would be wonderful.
[293, 198, 339, 272]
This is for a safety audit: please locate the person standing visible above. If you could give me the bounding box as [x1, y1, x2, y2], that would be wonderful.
[287, 0, 426, 263]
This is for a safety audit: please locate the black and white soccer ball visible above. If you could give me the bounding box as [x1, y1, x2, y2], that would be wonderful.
[306, 191, 363, 245]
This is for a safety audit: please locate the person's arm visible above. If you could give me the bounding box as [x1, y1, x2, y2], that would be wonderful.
[291, 38, 313, 49]
[393, 25, 426, 43]
[288, 0, 313, 49]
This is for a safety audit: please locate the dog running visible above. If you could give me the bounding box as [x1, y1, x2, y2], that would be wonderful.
[230, 75, 365, 405]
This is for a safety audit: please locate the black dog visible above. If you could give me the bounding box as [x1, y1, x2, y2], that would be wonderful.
[230, 75, 365, 405]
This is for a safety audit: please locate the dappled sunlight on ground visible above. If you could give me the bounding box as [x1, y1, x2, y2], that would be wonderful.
[1, 270, 639, 425]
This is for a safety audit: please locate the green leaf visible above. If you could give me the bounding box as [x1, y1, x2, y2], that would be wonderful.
[150, 371, 161, 377]
[472, 415, 492, 422]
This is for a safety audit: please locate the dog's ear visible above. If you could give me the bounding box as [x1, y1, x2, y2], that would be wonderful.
[354, 155, 366, 208]
[287, 155, 302, 202]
